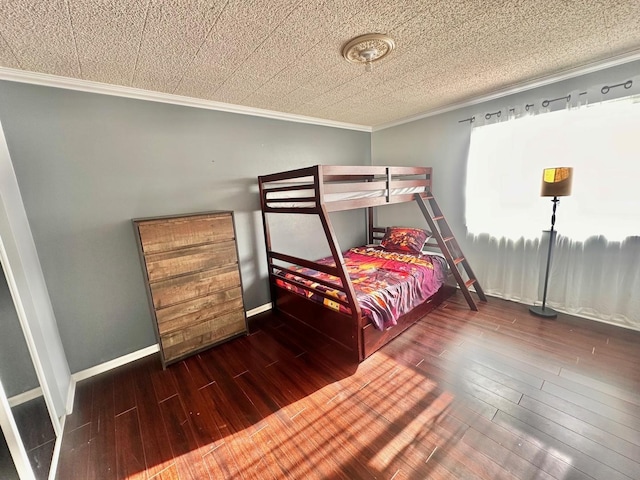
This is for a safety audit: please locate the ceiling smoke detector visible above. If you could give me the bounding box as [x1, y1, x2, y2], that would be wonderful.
[342, 33, 395, 72]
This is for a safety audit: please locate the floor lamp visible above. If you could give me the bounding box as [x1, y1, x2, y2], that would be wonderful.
[529, 167, 573, 319]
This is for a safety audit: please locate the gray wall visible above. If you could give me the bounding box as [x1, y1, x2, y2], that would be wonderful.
[372, 60, 640, 267]
[0, 81, 370, 373]
[0, 122, 70, 417]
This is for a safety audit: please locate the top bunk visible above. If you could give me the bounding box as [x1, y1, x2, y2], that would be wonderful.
[258, 165, 432, 213]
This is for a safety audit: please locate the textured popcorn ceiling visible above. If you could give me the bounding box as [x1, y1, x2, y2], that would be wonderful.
[0, 0, 639, 127]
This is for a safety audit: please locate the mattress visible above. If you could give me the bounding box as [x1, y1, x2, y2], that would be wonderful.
[274, 246, 447, 330]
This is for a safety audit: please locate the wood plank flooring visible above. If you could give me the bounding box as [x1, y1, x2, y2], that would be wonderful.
[0, 428, 20, 480]
[56, 294, 640, 479]
[0, 397, 56, 480]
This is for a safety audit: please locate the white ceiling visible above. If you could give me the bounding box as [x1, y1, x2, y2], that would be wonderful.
[0, 0, 639, 128]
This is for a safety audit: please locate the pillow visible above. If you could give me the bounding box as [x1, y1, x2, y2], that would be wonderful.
[380, 227, 431, 254]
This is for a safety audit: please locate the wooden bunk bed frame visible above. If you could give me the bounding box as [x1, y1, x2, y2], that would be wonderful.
[258, 164, 483, 362]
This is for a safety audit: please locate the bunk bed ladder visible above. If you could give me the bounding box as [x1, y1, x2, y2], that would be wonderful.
[414, 193, 487, 311]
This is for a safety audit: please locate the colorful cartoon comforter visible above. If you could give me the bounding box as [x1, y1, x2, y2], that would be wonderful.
[275, 246, 448, 330]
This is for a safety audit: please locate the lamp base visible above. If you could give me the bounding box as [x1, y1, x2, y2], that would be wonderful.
[529, 305, 558, 318]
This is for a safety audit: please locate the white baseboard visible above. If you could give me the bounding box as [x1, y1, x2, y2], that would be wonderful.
[71, 344, 160, 383]
[69, 302, 273, 386]
[246, 302, 272, 317]
[7, 386, 42, 408]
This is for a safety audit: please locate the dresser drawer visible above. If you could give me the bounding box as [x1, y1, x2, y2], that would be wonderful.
[156, 287, 243, 335]
[144, 240, 238, 282]
[161, 308, 246, 362]
[137, 213, 234, 254]
[149, 264, 240, 309]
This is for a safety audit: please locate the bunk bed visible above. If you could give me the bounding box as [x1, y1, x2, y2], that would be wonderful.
[258, 165, 484, 362]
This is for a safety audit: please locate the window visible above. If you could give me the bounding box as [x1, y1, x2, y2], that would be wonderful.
[465, 97, 640, 242]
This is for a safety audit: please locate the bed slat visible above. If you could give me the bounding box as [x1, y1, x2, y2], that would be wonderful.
[323, 180, 388, 193]
[325, 192, 428, 212]
[262, 207, 319, 214]
[273, 276, 350, 308]
[269, 251, 341, 277]
[263, 183, 315, 193]
[265, 196, 317, 204]
[320, 165, 430, 180]
[274, 265, 344, 291]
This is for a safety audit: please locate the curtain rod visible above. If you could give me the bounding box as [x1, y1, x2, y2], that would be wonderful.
[601, 80, 632, 94]
[459, 78, 633, 124]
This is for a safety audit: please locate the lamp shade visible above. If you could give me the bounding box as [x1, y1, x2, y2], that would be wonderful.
[541, 167, 573, 197]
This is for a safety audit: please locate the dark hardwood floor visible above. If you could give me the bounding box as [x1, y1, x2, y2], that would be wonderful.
[56, 294, 640, 479]
[1, 397, 56, 480]
[0, 429, 20, 480]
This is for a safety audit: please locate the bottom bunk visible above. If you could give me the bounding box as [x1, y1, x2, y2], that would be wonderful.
[270, 244, 456, 362]
[360, 283, 456, 358]
[274, 283, 456, 361]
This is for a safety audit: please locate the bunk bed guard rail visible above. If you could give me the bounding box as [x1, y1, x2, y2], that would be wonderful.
[258, 165, 433, 213]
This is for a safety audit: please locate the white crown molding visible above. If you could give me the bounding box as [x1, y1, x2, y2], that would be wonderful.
[373, 49, 640, 131]
[0, 67, 371, 133]
[2, 50, 638, 135]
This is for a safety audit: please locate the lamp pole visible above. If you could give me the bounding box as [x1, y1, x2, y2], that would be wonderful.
[530, 196, 559, 318]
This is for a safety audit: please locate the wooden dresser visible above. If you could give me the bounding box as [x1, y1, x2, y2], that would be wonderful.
[133, 211, 247, 367]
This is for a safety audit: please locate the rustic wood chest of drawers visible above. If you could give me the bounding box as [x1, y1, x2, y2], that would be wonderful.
[133, 211, 247, 367]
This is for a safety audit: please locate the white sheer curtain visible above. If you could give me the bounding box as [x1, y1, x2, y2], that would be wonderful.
[465, 96, 640, 330]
